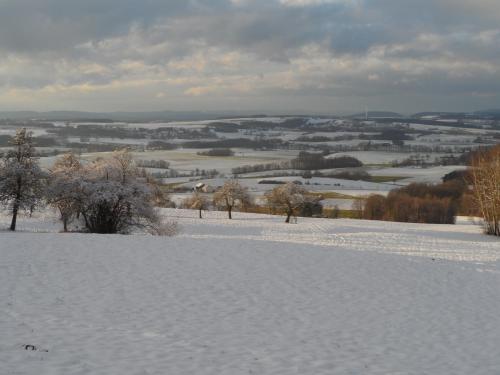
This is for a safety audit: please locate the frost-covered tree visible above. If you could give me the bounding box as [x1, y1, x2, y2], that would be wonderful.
[182, 192, 210, 218]
[110, 148, 137, 183]
[46, 153, 83, 232]
[265, 182, 314, 223]
[48, 151, 163, 234]
[213, 180, 251, 219]
[0, 129, 45, 231]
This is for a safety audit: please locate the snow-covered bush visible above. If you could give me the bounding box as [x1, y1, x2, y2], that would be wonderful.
[48, 150, 170, 234]
[151, 220, 180, 236]
[78, 178, 159, 234]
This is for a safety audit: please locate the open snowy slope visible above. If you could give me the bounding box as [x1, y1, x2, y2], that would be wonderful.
[1, 210, 500, 374]
[166, 209, 500, 262]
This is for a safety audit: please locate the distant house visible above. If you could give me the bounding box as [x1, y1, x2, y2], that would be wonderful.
[194, 182, 214, 193]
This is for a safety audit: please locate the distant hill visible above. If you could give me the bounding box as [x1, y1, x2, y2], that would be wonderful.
[348, 111, 403, 119]
[474, 109, 500, 117]
[411, 112, 472, 119]
[0, 110, 269, 122]
[412, 110, 500, 120]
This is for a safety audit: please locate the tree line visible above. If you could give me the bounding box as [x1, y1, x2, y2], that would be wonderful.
[232, 152, 363, 175]
[362, 181, 465, 224]
[361, 150, 500, 237]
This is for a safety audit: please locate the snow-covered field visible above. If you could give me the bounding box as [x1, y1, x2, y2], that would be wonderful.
[179, 176, 395, 195]
[1, 209, 500, 374]
[371, 165, 467, 184]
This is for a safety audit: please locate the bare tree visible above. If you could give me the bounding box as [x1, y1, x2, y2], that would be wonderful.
[265, 182, 313, 223]
[351, 199, 364, 219]
[46, 153, 82, 232]
[363, 194, 386, 220]
[111, 148, 137, 183]
[470, 146, 500, 236]
[182, 192, 210, 218]
[0, 129, 45, 231]
[213, 180, 251, 219]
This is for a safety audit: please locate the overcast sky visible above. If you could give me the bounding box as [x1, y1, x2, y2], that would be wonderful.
[0, 0, 499, 114]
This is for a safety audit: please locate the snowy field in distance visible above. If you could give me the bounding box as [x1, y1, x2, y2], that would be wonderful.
[178, 176, 395, 196]
[371, 165, 467, 184]
[1, 209, 500, 374]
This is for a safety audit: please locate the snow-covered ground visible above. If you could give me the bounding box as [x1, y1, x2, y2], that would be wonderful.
[1, 209, 500, 374]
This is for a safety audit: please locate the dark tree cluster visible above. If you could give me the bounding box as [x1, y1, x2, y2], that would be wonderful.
[197, 148, 234, 157]
[232, 153, 363, 175]
[295, 136, 333, 142]
[182, 138, 286, 150]
[146, 141, 178, 150]
[232, 161, 290, 175]
[136, 159, 171, 169]
[289, 152, 363, 170]
[362, 181, 468, 224]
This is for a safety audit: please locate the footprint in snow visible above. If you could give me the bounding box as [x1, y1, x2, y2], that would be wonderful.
[23, 344, 48, 352]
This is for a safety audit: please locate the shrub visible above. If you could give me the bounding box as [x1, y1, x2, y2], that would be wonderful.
[48, 150, 164, 234]
[299, 200, 323, 217]
[152, 220, 180, 236]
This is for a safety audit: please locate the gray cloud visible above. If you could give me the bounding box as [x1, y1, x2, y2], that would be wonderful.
[0, 0, 498, 112]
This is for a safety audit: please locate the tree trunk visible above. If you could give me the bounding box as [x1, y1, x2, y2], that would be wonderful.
[199, 208, 202, 219]
[63, 217, 68, 232]
[285, 212, 291, 223]
[10, 202, 19, 231]
[228, 206, 232, 219]
[82, 212, 90, 231]
[10, 182, 21, 231]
